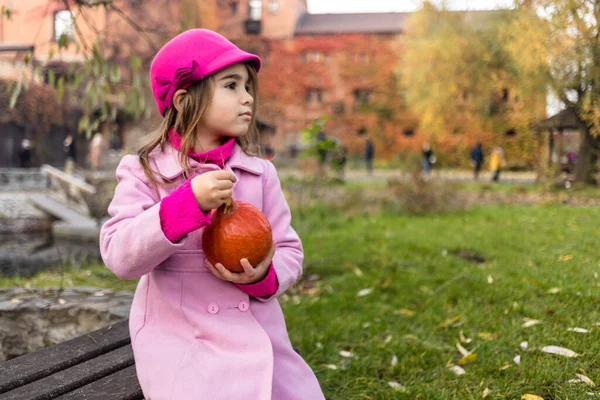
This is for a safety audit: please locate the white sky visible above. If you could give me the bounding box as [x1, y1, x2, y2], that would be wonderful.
[307, 0, 516, 14]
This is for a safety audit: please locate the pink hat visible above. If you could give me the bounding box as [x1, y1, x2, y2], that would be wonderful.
[150, 29, 262, 116]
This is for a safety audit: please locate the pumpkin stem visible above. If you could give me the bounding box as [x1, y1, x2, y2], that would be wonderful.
[222, 197, 235, 215]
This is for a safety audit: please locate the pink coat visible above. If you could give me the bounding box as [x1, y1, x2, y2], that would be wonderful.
[100, 143, 325, 400]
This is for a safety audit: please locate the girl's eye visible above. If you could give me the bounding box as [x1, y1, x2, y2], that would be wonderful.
[226, 82, 237, 90]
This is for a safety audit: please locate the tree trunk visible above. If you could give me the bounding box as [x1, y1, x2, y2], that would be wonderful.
[574, 125, 594, 183]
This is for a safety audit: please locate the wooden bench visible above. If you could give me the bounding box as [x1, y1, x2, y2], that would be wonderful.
[0, 319, 144, 399]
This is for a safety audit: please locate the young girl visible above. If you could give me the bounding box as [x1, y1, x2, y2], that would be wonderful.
[100, 29, 325, 400]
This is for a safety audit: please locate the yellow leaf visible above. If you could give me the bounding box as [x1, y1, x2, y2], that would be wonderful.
[439, 315, 462, 328]
[558, 254, 573, 262]
[458, 353, 477, 365]
[395, 308, 415, 317]
[482, 387, 490, 398]
[521, 395, 544, 400]
[477, 332, 498, 341]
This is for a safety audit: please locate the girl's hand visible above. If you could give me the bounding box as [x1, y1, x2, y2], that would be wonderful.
[205, 242, 276, 284]
[190, 170, 237, 212]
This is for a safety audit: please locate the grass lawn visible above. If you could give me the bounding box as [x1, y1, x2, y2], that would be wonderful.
[2, 203, 600, 399]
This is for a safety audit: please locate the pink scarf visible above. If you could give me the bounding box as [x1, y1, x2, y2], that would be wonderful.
[168, 128, 235, 166]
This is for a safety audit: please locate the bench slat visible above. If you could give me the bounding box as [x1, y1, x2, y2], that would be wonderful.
[0, 319, 130, 394]
[1, 345, 135, 400]
[55, 365, 144, 400]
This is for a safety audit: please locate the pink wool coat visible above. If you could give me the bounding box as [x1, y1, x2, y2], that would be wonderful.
[100, 142, 325, 400]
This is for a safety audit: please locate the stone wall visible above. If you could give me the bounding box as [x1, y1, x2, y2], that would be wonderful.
[0, 287, 133, 361]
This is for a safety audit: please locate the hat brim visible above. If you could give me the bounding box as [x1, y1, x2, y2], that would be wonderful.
[204, 48, 262, 76]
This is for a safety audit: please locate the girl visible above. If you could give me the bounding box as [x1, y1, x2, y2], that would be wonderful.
[100, 29, 325, 400]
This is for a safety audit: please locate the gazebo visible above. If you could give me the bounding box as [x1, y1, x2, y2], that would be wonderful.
[535, 107, 581, 172]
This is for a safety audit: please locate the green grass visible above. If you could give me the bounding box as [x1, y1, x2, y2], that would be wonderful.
[2, 204, 600, 399]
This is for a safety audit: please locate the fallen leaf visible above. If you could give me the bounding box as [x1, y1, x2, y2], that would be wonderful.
[447, 365, 466, 375]
[487, 275, 494, 284]
[403, 334, 418, 341]
[520, 341, 528, 350]
[325, 364, 337, 370]
[395, 308, 415, 317]
[384, 335, 392, 344]
[558, 254, 573, 262]
[362, 322, 371, 328]
[458, 353, 477, 365]
[440, 315, 462, 328]
[521, 395, 544, 400]
[567, 327, 589, 333]
[456, 342, 472, 357]
[522, 318, 541, 328]
[339, 351, 353, 358]
[482, 387, 490, 398]
[9, 298, 22, 304]
[568, 373, 595, 387]
[357, 288, 373, 297]
[513, 355, 521, 365]
[353, 268, 363, 277]
[388, 381, 406, 392]
[547, 287, 561, 294]
[459, 330, 472, 343]
[540, 345, 579, 358]
[391, 355, 398, 366]
[500, 364, 512, 370]
[477, 332, 498, 341]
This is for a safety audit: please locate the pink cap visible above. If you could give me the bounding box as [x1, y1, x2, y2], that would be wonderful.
[150, 29, 262, 116]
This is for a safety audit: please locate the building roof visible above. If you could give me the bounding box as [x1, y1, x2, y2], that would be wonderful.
[295, 13, 409, 35]
[537, 107, 580, 130]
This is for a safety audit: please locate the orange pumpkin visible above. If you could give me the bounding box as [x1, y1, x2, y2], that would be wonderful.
[202, 198, 273, 272]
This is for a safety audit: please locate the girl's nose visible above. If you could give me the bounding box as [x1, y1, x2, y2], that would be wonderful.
[242, 90, 254, 106]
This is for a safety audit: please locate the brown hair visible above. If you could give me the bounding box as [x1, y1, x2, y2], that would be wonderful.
[138, 63, 261, 188]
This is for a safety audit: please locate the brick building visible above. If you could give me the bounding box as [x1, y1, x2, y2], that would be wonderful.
[0, 0, 543, 165]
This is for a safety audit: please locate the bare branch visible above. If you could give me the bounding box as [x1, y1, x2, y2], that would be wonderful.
[107, 3, 158, 53]
[60, 0, 91, 54]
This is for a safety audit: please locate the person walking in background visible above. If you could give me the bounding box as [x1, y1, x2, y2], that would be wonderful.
[88, 133, 108, 171]
[421, 142, 435, 178]
[19, 138, 33, 168]
[470, 143, 484, 180]
[365, 137, 374, 176]
[63, 134, 77, 173]
[333, 141, 347, 181]
[490, 146, 505, 182]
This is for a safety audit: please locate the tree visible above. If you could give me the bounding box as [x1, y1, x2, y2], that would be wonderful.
[5, 1, 217, 141]
[505, 0, 600, 182]
[398, 1, 546, 167]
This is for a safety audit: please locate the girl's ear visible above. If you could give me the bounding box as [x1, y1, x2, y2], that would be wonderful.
[172, 89, 188, 113]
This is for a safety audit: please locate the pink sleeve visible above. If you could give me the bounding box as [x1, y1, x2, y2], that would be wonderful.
[235, 263, 279, 298]
[159, 179, 211, 243]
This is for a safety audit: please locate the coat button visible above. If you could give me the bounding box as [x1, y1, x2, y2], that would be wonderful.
[238, 300, 249, 312]
[207, 303, 219, 314]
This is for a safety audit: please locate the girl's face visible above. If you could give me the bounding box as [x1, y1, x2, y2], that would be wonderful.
[198, 63, 254, 139]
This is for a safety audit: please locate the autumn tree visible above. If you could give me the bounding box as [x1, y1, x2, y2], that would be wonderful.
[505, 0, 600, 182]
[398, 1, 546, 167]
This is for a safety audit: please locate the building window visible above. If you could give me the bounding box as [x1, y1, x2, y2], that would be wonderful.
[249, 0, 262, 21]
[230, 1, 238, 15]
[353, 89, 372, 105]
[268, 0, 279, 13]
[303, 51, 324, 63]
[54, 10, 74, 42]
[306, 88, 323, 104]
